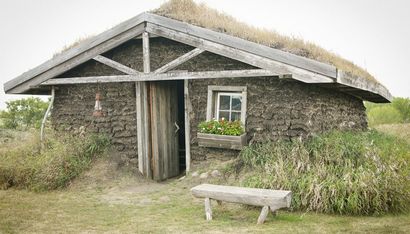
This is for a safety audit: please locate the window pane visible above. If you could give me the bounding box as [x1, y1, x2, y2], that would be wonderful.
[218, 111, 230, 121]
[231, 112, 241, 121]
[232, 96, 242, 111]
[219, 95, 231, 110]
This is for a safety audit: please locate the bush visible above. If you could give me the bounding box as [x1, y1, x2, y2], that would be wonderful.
[0, 131, 110, 191]
[198, 119, 244, 136]
[365, 97, 410, 126]
[367, 105, 403, 126]
[0, 98, 49, 130]
[392, 97, 410, 122]
[238, 130, 410, 215]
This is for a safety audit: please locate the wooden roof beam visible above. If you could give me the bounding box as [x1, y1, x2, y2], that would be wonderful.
[41, 69, 280, 85]
[93, 55, 140, 75]
[154, 48, 204, 73]
[145, 23, 334, 84]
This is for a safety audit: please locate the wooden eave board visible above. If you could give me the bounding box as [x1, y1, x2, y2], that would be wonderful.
[4, 13, 148, 94]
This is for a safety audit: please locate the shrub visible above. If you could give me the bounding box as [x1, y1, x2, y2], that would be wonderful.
[392, 97, 410, 122]
[0, 98, 49, 130]
[367, 105, 403, 126]
[0, 130, 110, 191]
[238, 130, 410, 215]
[365, 97, 410, 126]
[198, 119, 244, 136]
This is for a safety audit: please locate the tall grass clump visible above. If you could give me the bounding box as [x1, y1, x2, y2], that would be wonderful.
[0, 131, 110, 191]
[239, 130, 410, 215]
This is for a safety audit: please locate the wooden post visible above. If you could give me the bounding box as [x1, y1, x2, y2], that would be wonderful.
[257, 206, 269, 224]
[184, 79, 191, 174]
[136, 31, 151, 177]
[204, 198, 212, 221]
[142, 32, 150, 72]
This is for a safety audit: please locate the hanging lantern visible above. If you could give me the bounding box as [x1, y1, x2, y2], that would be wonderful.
[93, 92, 104, 117]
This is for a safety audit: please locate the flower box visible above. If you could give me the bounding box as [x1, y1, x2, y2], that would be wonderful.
[197, 132, 247, 150]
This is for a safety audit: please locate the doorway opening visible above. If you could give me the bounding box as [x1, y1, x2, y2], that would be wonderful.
[147, 80, 186, 180]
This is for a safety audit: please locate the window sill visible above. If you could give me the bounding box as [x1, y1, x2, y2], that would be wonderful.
[197, 132, 247, 150]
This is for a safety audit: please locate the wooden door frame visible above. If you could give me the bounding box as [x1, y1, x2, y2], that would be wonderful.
[137, 79, 191, 178]
[137, 32, 191, 179]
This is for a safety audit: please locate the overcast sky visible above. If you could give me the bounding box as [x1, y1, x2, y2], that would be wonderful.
[0, 0, 409, 109]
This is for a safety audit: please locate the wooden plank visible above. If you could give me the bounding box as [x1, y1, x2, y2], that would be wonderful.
[41, 69, 280, 85]
[191, 184, 292, 208]
[136, 82, 151, 177]
[205, 198, 212, 221]
[154, 48, 204, 73]
[145, 13, 337, 78]
[5, 16, 147, 93]
[336, 70, 392, 102]
[197, 133, 246, 150]
[142, 32, 151, 73]
[93, 55, 140, 75]
[150, 81, 180, 181]
[184, 80, 191, 174]
[136, 82, 145, 174]
[146, 23, 335, 84]
[257, 206, 269, 224]
[142, 32, 151, 178]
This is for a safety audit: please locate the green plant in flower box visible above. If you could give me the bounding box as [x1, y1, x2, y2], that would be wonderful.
[198, 119, 244, 136]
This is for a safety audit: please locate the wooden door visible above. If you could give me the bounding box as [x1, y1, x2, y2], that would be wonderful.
[149, 81, 180, 181]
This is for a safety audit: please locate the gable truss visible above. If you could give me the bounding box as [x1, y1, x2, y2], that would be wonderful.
[4, 12, 391, 102]
[41, 24, 335, 86]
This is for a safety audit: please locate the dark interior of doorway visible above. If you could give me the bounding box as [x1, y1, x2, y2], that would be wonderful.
[176, 80, 186, 173]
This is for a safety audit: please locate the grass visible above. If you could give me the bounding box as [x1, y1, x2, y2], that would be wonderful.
[374, 123, 410, 144]
[238, 130, 410, 215]
[152, 0, 380, 85]
[1, 177, 409, 233]
[0, 130, 110, 191]
[1, 128, 409, 233]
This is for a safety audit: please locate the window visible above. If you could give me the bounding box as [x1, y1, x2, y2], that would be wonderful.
[216, 93, 242, 121]
[206, 86, 247, 125]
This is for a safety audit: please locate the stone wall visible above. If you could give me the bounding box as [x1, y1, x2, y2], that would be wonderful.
[51, 83, 138, 165]
[188, 77, 367, 161]
[51, 37, 367, 165]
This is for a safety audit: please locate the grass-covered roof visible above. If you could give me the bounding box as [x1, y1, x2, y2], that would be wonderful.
[152, 0, 379, 85]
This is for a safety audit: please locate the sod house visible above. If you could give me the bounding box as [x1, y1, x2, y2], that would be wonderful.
[4, 5, 392, 181]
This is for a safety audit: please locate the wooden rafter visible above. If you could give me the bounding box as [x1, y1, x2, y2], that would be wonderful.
[154, 48, 204, 73]
[5, 18, 146, 94]
[145, 23, 334, 84]
[41, 69, 282, 85]
[93, 55, 140, 75]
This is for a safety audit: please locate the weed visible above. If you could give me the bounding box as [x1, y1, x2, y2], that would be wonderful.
[0, 131, 110, 191]
[238, 130, 410, 215]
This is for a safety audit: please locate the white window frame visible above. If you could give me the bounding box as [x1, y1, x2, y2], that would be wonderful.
[216, 92, 242, 121]
[206, 85, 247, 125]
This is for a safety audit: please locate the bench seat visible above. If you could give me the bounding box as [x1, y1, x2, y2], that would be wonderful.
[191, 184, 292, 224]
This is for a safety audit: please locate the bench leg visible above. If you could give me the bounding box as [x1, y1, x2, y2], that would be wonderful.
[204, 198, 212, 221]
[270, 206, 278, 216]
[257, 206, 269, 224]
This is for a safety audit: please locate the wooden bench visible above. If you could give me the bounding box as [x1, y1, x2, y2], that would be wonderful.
[191, 184, 292, 224]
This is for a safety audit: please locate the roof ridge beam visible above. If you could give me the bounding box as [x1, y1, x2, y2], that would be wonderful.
[93, 55, 140, 75]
